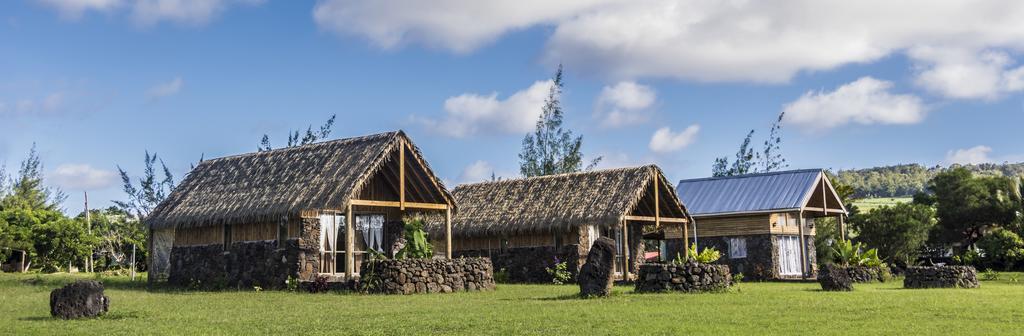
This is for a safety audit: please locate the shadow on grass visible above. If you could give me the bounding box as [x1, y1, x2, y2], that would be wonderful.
[17, 310, 145, 322]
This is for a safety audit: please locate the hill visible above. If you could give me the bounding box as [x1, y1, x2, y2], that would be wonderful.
[834, 162, 1024, 198]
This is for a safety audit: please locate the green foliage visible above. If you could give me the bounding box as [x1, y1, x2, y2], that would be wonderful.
[952, 249, 981, 266]
[981, 269, 1000, 281]
[114, 151, 175, 219]
[733, 273, 745, 283]
[285, 276, 299, 292]
[31, 216, 98, 272]
[928, 168, 1020, 248]
[545, 261, 572, 285]
[975, 228, 1024, 271]
[836, 162, 1024, 199]
[683, 245, 722, 264]
[0, 144, 65, 212]
[395, 218, 434, 259]
[518, 64, 601, 177]
[831, 240, 884, 268]
[81, 207, 146, 271]
[493, 268, 510, 284]
[258, 114, 336, 152]
[849, 203, 935, 266]
[712, 112, 788, 177]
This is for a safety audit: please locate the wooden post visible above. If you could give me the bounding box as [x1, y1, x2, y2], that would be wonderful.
[130, 244, 136, 281]
[622, 219, 630, 280]
[839, 214, 846, 241]
[445, 207, 452, 259]
[84, 191, 92, 273]
[797, 211, 808, 279]
[20, 250, 26, 273]
[345, 204, 355, 280]
[399, 142, 405, 211]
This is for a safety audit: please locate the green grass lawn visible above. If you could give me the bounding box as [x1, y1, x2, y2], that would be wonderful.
[2, 273, 1023, 335]
[852, 197, 913, 212]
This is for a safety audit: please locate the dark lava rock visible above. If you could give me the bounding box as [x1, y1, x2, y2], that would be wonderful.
[50, 280, 110, 319]
[578, 237, 616, 297]
[819, 264, 854, 291]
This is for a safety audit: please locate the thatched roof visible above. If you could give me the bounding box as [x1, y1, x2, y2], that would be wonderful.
[436, 165, 688, 238]
[147, 131, 453, 230]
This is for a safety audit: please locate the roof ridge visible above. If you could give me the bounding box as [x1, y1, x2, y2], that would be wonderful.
[677, 168, 823, 184]
[454, 164, 657, 189]
[202, 130, 401, 163]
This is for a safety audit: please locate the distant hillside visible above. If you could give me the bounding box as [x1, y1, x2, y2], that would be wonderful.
[834, 163, 1024, 198]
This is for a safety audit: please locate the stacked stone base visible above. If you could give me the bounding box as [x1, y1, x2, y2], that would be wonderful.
[361, 258, 495, 294]
[454, 245, 580, 283]
[168, 240, 301, 290]
[635, 263, 732, 293]
[904, 266, 979, 289]
[847, 266, 891, 283]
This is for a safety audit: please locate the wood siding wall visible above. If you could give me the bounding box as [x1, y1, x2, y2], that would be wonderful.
[689, 214, 771, 237]
[173, 219, 300, 247]
[452, 231, 578, 251]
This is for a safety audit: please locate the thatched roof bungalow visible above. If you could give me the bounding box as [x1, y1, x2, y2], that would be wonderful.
[146, 131, 455, 287]
[436, 165, 691, 282]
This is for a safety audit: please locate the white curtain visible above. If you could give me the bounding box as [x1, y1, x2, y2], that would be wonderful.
[319, 214, 345, 252]
[357, 215, 384, 252]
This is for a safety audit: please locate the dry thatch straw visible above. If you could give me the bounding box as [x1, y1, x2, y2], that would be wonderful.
[146, 131, 453, 230]
[430, 165, 689, 238]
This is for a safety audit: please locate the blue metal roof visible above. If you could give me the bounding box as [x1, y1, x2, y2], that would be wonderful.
[676, 169, 824, 216]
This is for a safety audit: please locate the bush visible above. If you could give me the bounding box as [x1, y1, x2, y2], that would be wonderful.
[679, 245, 721, 264]
[395, 218, 434, 259]
[545, 259, 572, 285]
[307, 275, 331, 293]
[493, 268, 510, 284]
[831, 239, 884, 268]
[975, 228, 1024, 271]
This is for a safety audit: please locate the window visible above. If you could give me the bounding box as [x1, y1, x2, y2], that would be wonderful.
[787, 214, 797, 227]
[223, 224, 232, 250]
[277, 217, 288, 248]
[728, 237, 747, 259]
[554, 234, 563, 249]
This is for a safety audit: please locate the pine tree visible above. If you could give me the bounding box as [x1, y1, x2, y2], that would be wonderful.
[519, 65, 601, 177]
[114, 151, 176, 219]
[760, 112, 788, 172]
[259, 115, 337, 151]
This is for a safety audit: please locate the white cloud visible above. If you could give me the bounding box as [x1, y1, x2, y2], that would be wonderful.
[312, 0, 611, 53]
[911, 48, 1024, 100]
[783, 77, 926, 130]
[945, 146, 994, 165]
[36, 0, 123, 19]
[147, 77, 183, 101]
[416, 80, 553, 137]
[0, 92, 65, 116]
[36, 0, 262, 25]
[595, 81, 656, 128]
[458, 160, 494, 184]
[313, 0, 1024, 97]
[50, 164, 117, 190]
[649, 125, 699, 153]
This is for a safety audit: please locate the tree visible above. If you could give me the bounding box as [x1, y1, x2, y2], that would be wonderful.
[258, 115, 337, 151]
[114, 151, 176, 219]
[79, 207, 145, 270]
[927, 168, 1021, 249]
[712, 112, 787, 177]
[519, 65, 601, 177]
[975, 228, 1024, 271]
[1, 144, 65, 211]
[849, 203, 935, 267]
[712, 130, 756, 177]
[31, 216, 97, 272]
[760, 112, 788, 172]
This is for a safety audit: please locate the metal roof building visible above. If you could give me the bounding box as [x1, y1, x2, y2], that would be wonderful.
[676, 169, 843, 217]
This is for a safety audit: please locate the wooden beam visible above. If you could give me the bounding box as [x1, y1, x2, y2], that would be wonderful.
[622, 220, 631, 281]
[345, 204, 355, 280]
[445, 207, 452, 259]
[623, 215, 688, 223]
[399, 141, 405, 210]
[654, 172, 660, 229]
[839, 214, 846, 241]
[350, 199, 448, 210]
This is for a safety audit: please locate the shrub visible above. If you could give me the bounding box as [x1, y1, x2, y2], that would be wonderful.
[679, 245, 721, 264]
[831, 239, 884, 268]
[545, 259, 572, 285]
[493, 268, 510, 284]
[981, 269, 1000, 281]
[976, 228, 1024, 271]
[285, 276, 299, 292]
[307, 275, 331, 293]
[395, 218, 434, 259]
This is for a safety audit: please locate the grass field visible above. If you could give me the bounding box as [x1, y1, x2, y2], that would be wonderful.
[852, 197, 913, 212]
[3, 273, 1023, 335]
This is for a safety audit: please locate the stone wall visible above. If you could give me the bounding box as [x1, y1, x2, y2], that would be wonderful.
[665, 234, 818, 280]
[455, 245, 580, 283]
[361, 258, 495, 294]
[168, 240, 300, 289]
[847, 266, 891, 283]
[904, 266, 979, 289]
[634, 262, 732, 293]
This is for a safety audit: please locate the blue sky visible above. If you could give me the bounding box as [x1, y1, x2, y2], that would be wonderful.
[2, 1, 1024, 212]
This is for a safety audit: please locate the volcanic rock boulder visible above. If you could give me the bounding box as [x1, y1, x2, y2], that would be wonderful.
[819, 264, 854, 291]
[904, 266, 979, 289]
[50, 280, 110, 319]
[578, 237, 616, 297]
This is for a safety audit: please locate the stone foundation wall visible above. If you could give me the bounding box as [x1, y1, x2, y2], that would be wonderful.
[167, 240, 300, 289]
[454, 245, 580, 283]
[847, 266, 891, 283]
[665, 234, 818, 280]
[904, 266, 979, 289]
[634, 262, 732, 293]
[361, 258, 495, 294]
